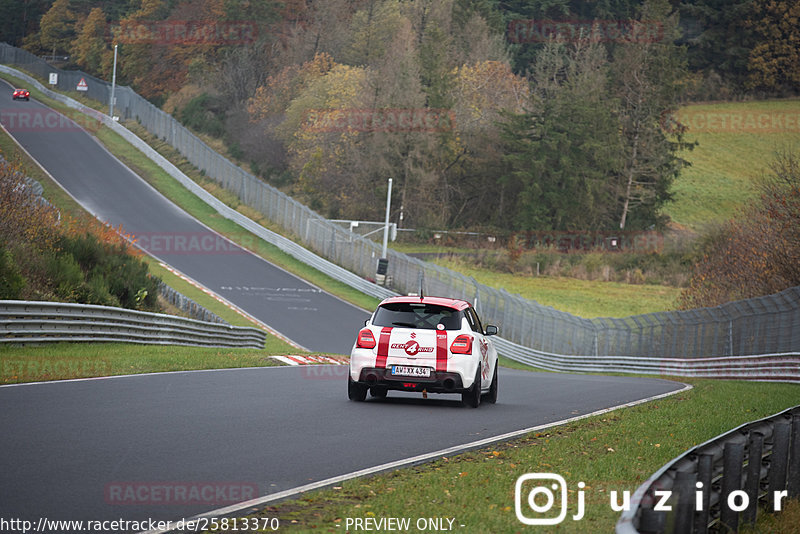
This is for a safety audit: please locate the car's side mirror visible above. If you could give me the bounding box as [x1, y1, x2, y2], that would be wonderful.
[485, 325, 498, 336]
[364, 319, 369, 327]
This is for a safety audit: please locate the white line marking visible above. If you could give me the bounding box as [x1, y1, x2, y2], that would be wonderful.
[156, 262, 307, 351]
[139, 382, 693, 534]
[0, 364, 298, 389]
[271, 356, 300, 366]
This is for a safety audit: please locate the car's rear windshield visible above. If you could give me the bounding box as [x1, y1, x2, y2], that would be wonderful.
[373, 302, 463, 330]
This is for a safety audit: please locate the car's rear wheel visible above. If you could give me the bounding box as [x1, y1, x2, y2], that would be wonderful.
[348, 377, 368, 401]
[482, 365, 498, 404]
[462, 366, 482, 408]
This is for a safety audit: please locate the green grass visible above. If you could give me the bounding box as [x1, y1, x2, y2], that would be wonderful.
[0, 343, 291, 384]
[434, 258, 680, 318]
[664, 99, 800, 232]
[225, 379, 800, 533]
[745, 499, 800, 534]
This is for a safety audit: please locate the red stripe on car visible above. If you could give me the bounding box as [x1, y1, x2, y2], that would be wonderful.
[375, 327, 393, 368]
[436, 329, 448, 371]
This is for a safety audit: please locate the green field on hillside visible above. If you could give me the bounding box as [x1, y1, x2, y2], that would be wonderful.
[434, 258, 681, 318]
[664, 99, 800, 232]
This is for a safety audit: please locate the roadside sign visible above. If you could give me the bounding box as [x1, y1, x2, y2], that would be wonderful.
[49, 73, 58, 85]
[77, 78, 88, 91]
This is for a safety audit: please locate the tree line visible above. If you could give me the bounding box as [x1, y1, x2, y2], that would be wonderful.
[3, 0, 798, 233]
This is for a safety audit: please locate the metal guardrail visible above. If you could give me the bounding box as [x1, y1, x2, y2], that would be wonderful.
[2, 152, 232, 335]
[494, 337, 800, 381]
[2, 50, 798, 373]
[0, 300, 266, 349]
[617, 405, 800, 534]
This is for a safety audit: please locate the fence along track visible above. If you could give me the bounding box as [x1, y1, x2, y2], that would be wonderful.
[0, 300, 266, 349]
[1, 47, 798, 377]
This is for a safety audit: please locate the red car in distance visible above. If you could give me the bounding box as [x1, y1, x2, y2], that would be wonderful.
[12, 89, 30, 101]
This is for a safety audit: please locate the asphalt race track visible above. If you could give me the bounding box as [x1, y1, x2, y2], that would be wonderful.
[0, 78, 369, 354]
[0, 83, 686, 531]
[0, 367, 685, 528]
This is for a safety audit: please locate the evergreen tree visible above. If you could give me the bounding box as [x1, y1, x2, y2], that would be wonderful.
[501, 40, 622, 231]
[612, 0, 691, 230]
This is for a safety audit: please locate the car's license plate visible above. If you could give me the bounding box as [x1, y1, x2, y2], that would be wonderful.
[391, 365, 431, 378]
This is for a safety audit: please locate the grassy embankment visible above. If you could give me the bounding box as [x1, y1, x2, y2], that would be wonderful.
[664, 99, 800, 232]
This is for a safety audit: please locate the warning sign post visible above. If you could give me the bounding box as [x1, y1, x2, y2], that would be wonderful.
[77, 78, 88, 92]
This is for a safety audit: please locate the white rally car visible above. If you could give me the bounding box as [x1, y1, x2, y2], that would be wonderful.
[348, 295, 499, 407]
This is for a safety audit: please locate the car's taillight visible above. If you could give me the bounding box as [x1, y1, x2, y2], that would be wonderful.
[356, 328, 376, 349]
[450, 334, 472, 354]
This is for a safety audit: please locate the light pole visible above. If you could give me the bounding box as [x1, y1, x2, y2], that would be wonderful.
[382, 177, 392, 258]
[109, 44, 118, 119]
[376, 178, 392, 286]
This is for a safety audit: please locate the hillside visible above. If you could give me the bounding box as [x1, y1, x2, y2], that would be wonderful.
[665, 99, 800, 232]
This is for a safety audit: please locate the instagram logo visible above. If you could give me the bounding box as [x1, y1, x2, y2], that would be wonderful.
[514, 473, 585, 525]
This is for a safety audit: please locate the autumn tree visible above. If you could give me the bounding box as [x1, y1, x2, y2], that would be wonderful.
[278, 60, 372, 216]
[343, 0, 406, 67]
[355, 16, 435, 227]
[72, 7, 112, 77]
[680, 148, 800, 308]
[38, 0, 75, 58]
[746, 0, 800, 92]
[612, 0, 691, 230]
[447, 60, 528, 228]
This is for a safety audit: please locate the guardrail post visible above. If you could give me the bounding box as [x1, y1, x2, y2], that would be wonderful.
[639, 503, 666, 534]
[720, 441, 744, 533]
[789, 414, 800, 498]
[743, 432, 764, 526]
[768, 421, 791, 496]
[672, 470, 696, 534]
[694, 453, 713, 534]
